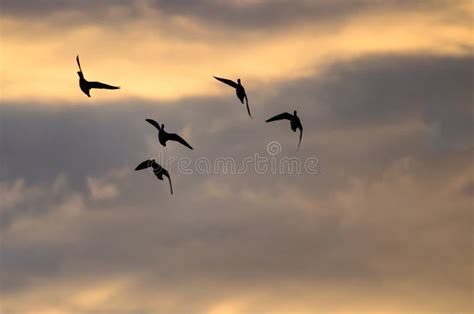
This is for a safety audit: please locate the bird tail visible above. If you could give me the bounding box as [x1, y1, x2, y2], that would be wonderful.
[167, 175, 173, 195]
[245, 95, 252, 119]
[297, 129, 303, 151]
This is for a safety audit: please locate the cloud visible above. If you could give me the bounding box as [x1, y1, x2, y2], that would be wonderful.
[0, 53, 472, 312]
[2, 0, 470, 31]
[1, 0, 471, 102]
[1, 153, 471, 313]
[86, 175, 119, 201]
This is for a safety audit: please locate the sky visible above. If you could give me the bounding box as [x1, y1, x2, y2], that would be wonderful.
[0, 0, 473, 313]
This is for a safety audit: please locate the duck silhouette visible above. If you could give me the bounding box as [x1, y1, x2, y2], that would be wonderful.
[266, 110, 303, 151]
[213, 76, 252, 118]
[135, 159, 173, 195]
[146, 119, 193, 150]
[76, 55, 119, 97]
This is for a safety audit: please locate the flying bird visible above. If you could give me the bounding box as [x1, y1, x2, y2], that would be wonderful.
[213, 76, 252, 118]
[135, 159, 173, 195]
[146, 119, 193, 150]
[76, 55, 119, 97]
[266, 110, 303, 151]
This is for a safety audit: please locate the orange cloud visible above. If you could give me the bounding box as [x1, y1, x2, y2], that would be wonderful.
[1, 3, 472, 104]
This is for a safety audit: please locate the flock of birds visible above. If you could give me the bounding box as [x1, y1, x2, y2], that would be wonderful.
[76, 55, 303, 195]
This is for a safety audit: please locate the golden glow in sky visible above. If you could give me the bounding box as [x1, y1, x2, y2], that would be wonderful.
[1, 1, 472, 103]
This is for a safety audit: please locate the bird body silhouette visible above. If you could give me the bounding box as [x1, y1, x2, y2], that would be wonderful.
[135, 159, 173, 194]
[76, 55, 119, 97]
[266, 110, 303, 150]
[213, 76, 252, 118]
[146, 119, 193, 150]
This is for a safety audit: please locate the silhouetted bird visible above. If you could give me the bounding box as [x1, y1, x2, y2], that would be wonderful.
[213, 76, 252, 118]
[146, 119, 193, 150]
[266, 110, 303, 151]
[135, 159, 173, 195]
[76, 55, 119, 97]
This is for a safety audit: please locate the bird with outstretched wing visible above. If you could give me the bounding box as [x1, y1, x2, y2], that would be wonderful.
[76, 55, 120, 97]
[135, 159, 173, 195]
[266, 110, 303, 151]
[214, 76, 252, 119]
[145, 118, 193, 150]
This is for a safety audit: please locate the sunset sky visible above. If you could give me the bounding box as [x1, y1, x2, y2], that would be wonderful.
[0, 1, 473, 313]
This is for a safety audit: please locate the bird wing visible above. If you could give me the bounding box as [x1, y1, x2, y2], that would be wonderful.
[297, 125, 303, 151]
[265, 112, 293, 123]
[213, 76, 238, 89]
[164, 172, 173, 195]
[76, 55, 83, 72]
[145, 119, 161, 131]
[245, 95, 252, 119]
[135, 160, 152, 171]
[89, 81, 120, 89]
[168, 133, 193, 150]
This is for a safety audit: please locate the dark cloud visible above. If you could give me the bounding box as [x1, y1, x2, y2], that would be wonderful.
[0, 54, 472, 312]
[262, 54, 473, 178]
[1, 0, 465, 31]
[147, 0, 466, 30]
[267, 55, 472, 125]
[0, 0, 137, 18]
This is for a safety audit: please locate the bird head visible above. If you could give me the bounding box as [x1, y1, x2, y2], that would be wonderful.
[237, 78, 241, 84]
[161, 124, 165, 130]
[294, 110, 297, 116]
